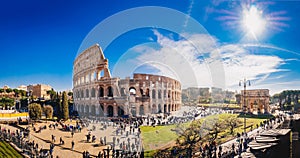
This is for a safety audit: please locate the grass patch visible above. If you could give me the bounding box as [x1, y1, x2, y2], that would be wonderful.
[0, 141, 23, 158]
[141, 113, 269, 157]
[199, 104, 240, 109]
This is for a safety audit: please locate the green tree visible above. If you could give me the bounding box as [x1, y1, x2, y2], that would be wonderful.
[5, 88, 13, 93]
[0, 89, 4, 93]
[62, 91, 69, 120]
[55, 92, 62, 119]
[47, 89, 56, 101]
[201, 117, 226, 143]
[28, 103, 42, 120]
[13, 89, 20, 97]
[0, 97, 15, 109]
[43, 105, 53, 119]
[226, 115, 240, 135]
[175, 121, 202, 157]
[67, 91, 73, 97]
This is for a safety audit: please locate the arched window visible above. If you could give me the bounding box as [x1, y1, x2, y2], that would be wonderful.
[81, 90, 84, 98]
[140, 105, 144, 115]
[152, 90, 156, 99]
[86, 89, 89, 98]
[146, 88, 150, 97]
[91, 88, 96, 97]
[107, 86, 113, 97]
[120, 88, 126, 96]
[99, 87, 104, 97]
[129, 87, 136, 95]
[158, 90, 162, 99]
[140, 89, 144, 96]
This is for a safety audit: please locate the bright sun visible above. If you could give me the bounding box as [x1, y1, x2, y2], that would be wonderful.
[242, 5, 266, 39]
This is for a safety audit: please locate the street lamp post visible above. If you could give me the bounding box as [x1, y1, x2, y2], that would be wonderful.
[239, 78, 251, 135]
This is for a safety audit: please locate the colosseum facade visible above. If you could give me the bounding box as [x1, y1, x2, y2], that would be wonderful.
[73, 44, 182, 117]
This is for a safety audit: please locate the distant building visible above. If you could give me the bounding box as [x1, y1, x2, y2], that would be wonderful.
[211, 87, 223, 103]
[17, 85, 27, 91]
[0, 86, 15, 98]
[27, 84, 52, 99]
[241, 89, 270, 114]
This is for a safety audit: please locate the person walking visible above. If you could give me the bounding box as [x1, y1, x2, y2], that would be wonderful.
[71, 140, 75, 150]
[71, 131, 74, 138]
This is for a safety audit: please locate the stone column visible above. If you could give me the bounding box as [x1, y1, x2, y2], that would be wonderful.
[95, 104, 99, 115]
[103, 103, 108, 116]
[136, 104, 140, 116]
[113, 104, 118, 117]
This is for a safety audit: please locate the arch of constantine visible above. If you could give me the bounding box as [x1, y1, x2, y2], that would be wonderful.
[73, 44, 181, 117]
[241, 89, 270, 114]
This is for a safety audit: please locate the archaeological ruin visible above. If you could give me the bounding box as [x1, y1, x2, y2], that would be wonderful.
[73, 44, 182, 117]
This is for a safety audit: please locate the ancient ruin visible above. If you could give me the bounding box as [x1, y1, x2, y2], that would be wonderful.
[73, 44, 181, 117]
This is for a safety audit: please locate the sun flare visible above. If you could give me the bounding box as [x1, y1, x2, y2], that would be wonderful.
[242, 5, 266, 39]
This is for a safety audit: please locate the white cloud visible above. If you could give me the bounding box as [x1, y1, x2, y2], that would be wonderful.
[129, 30, 286, 90]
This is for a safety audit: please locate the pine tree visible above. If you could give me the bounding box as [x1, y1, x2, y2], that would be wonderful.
[62, 91, 69, 120]
[56, 92, 62, 119]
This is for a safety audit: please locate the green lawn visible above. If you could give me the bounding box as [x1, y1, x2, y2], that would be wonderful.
[141, 113, 270, 156]
[141, 122, 191, 151]
[0, 141, 23, 158]
[199, 104, 240, 109]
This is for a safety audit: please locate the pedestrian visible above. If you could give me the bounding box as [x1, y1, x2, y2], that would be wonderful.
[60, 137, 63, 145]
[83, 151, 86, 158]
[72, 140, 75, 150]
[71, 131, 74, 138]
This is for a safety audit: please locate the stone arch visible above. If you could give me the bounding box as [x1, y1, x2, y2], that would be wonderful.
[131, 106, 136, 116]
[140, 105, 144, 115]
[140, 89, 144, 96]
[107, 86, 114, 97]
[99, 104, 104, 117]
[145, 88, 150, 97]
[152, 104, 157, 114]
[81, 105, 84, 113]
[129, 87, 136, 95]
[158, 90, 162, 99]
[158, 104, 162, 113]
[86, 89, 89, 98]
[85, 105, 89, 114]
[91, 105, 96, 115]
[107, 105, 114, 117]
[81, 90, 84, 98]
[118, 106, 125, 117]
[99, 87, 104, 97]
[120, 87, 126, 96]
[152, 90, 156, 99]
[164, 104, 167, 113]
[91, 88, 96, 97]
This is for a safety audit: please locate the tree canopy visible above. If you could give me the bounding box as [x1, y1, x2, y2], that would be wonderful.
[62, 91, 69, 120]
[28, 103, 42, 120]
[44, 105, 53, 119]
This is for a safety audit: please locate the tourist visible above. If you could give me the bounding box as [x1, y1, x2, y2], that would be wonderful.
[71, 140, 74, 150]
[92, 135, 96, 143]
[52, 135, 56, 142]
[82, 151, 86, 158]
[71, 130, 74, 138]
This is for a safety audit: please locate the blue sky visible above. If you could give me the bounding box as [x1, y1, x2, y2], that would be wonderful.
[0, 0, 300, 95]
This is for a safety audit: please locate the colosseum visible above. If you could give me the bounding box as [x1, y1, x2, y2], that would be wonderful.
[73, 44, 182, 117]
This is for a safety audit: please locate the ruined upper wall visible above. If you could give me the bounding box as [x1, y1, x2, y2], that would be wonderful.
[133, 73, 181, 89]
